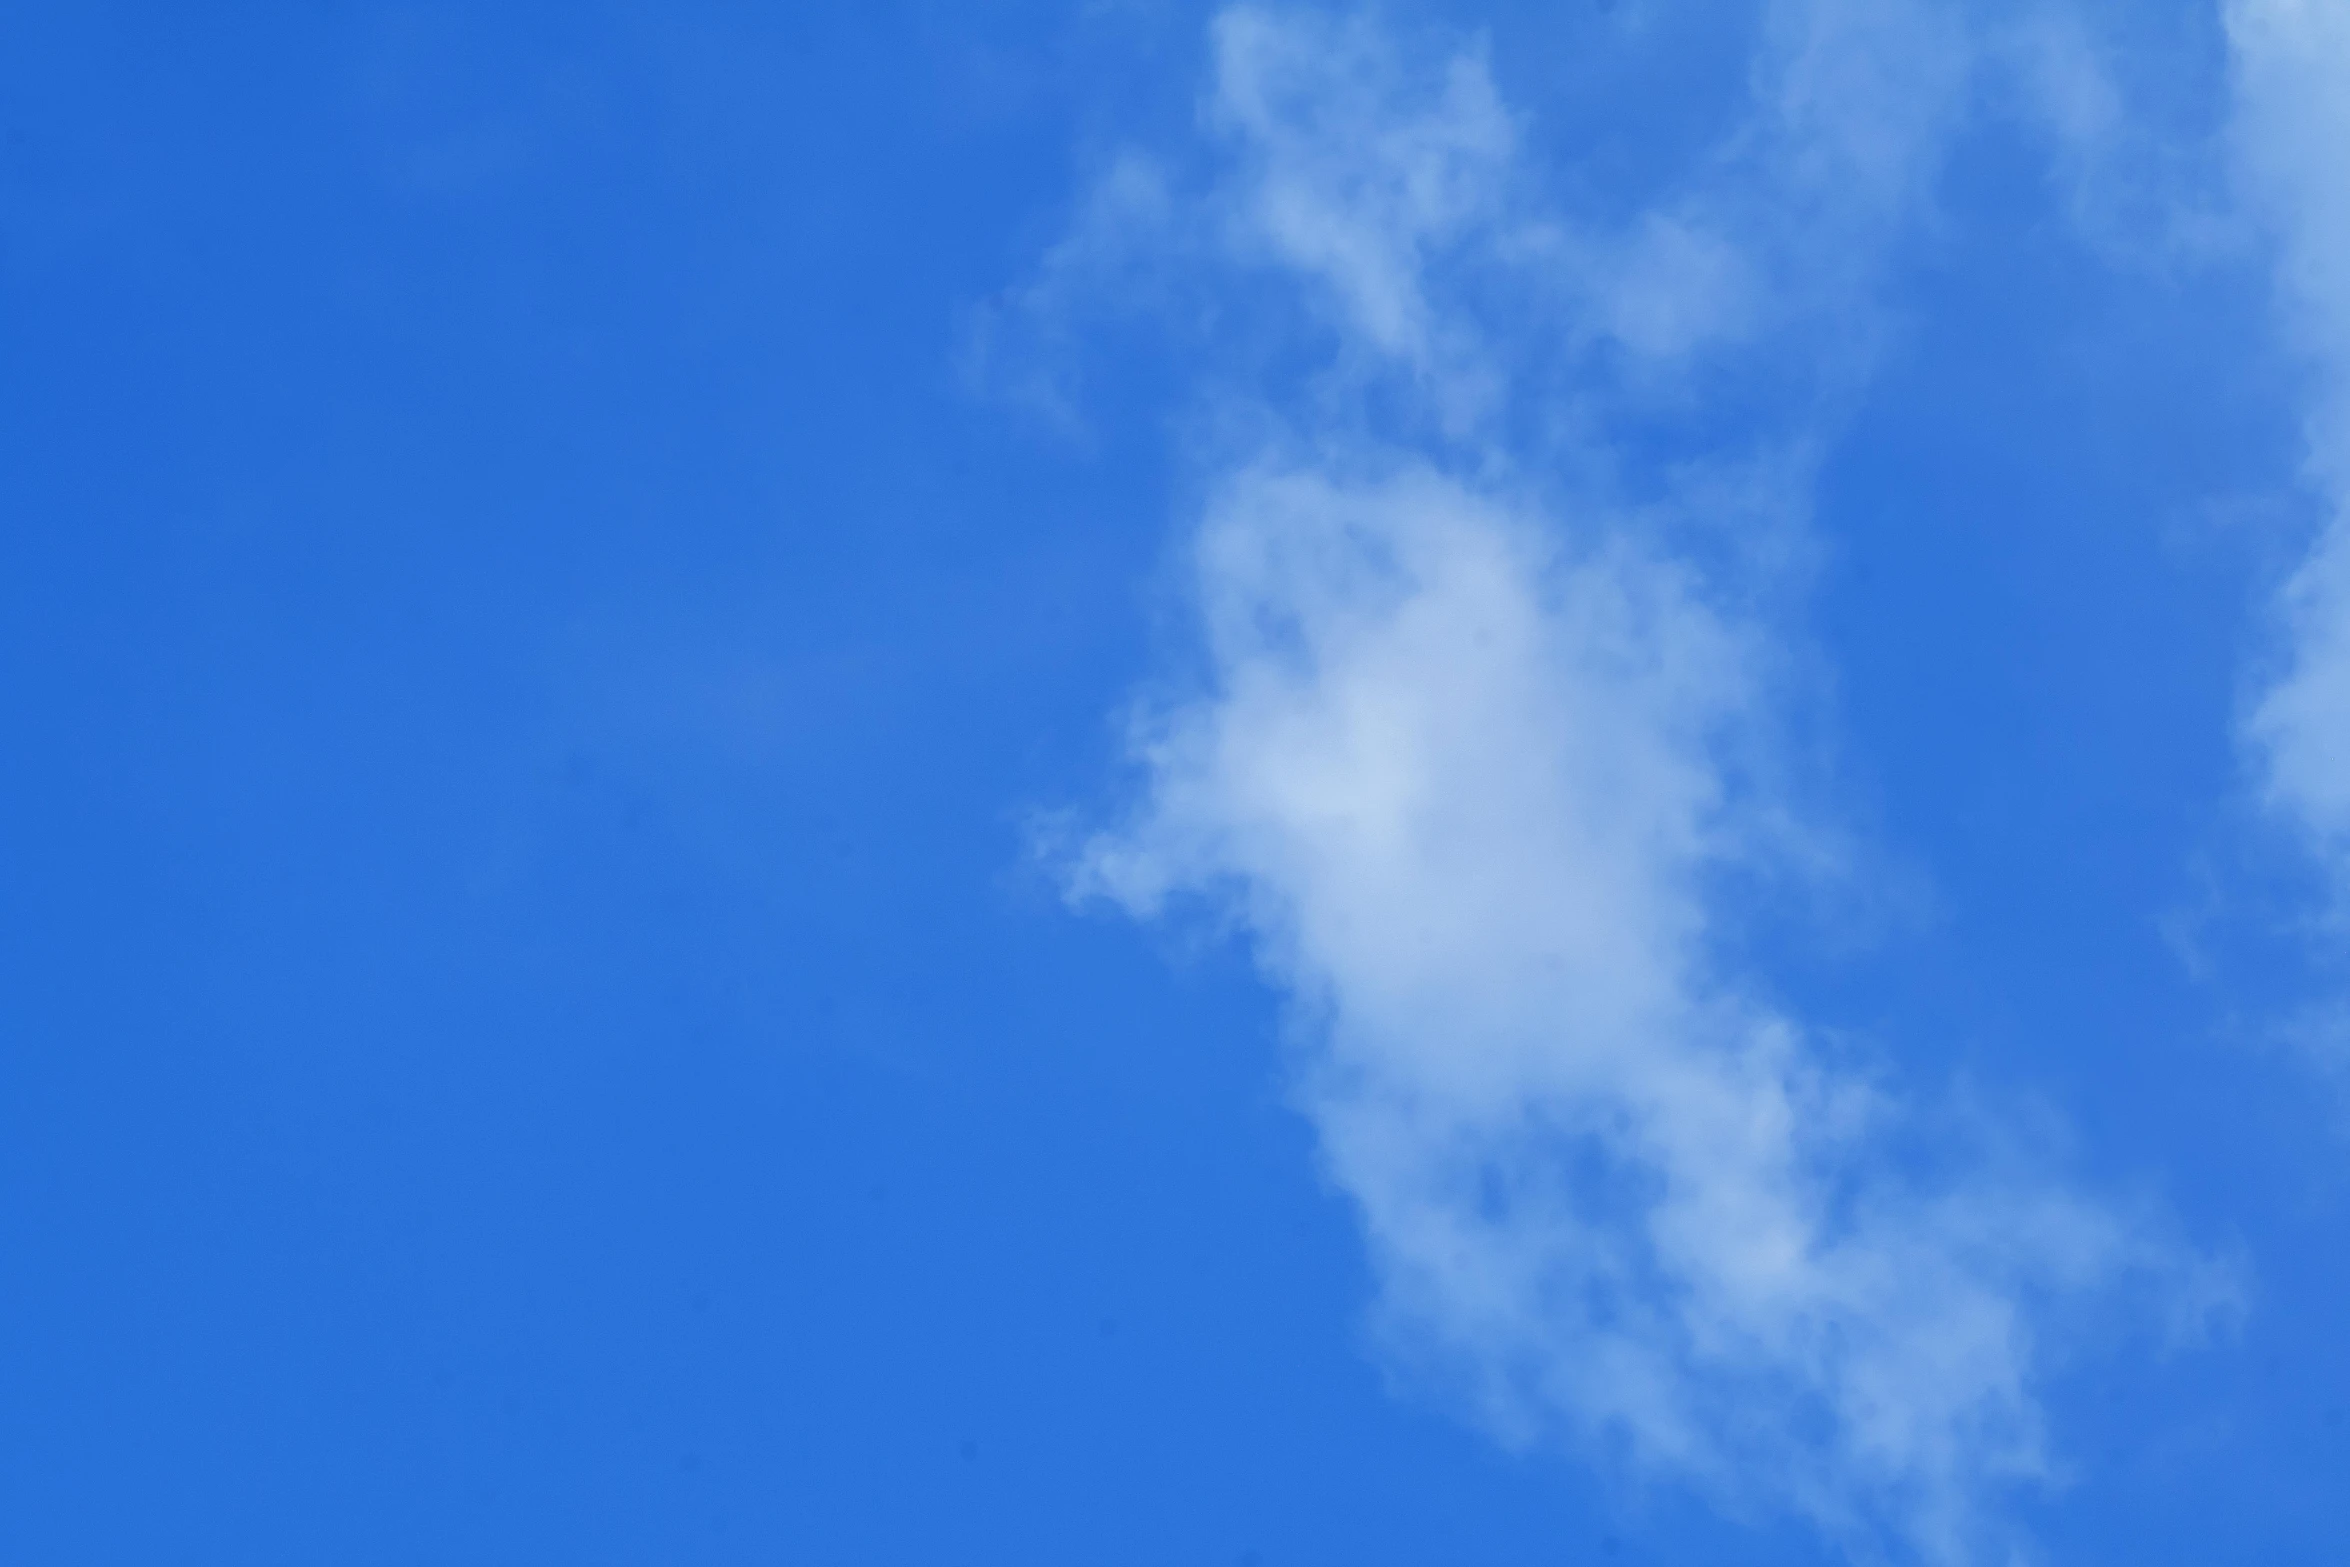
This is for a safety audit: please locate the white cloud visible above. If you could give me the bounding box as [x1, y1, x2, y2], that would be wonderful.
[1208, 7, 1513, 377]
[2227, 1, 2350, 871]
[1049, 4, 2227, 1560]
[1978, 4, 2241, 273]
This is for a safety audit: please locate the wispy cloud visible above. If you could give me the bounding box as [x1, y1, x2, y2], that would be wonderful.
[1985, 4, 2236, 269]
[2228, 1, 2350, 889]
[1034, 5, 2227, 1560]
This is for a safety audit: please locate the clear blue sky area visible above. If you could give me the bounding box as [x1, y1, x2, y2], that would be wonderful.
[6, 5, 2348, 1564]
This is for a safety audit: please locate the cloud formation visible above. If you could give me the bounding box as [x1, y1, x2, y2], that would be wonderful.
[2228, 1, 2350, 882]
[1050, 5, 2221, 1560]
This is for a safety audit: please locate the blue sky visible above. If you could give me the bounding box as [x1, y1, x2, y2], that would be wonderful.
[6, 3, 2350, 1563]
